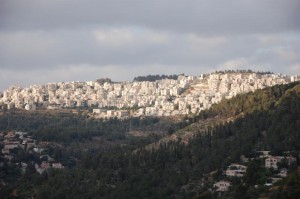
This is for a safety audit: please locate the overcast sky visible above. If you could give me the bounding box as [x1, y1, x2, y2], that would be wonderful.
[0, 0, 299, 91]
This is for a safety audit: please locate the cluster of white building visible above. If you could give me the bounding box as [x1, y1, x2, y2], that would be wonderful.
[0, 131, 64, 174]
[213, 151, 297, 193]
[0, 72, 298, 118]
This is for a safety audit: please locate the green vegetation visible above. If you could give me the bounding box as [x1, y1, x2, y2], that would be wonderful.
[1, 82, 300, 198]
[133, 74, 180, 82]
[95, 78, 112, 84]
[0, 110, 185, 144]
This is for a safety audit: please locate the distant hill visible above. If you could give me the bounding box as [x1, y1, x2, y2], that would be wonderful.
[133, 74, 180, 82]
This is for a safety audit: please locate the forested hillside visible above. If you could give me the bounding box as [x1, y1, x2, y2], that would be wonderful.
[133, 74, 179, 82]
[1, 82, 300, 199]
[0, 110, 185, 144]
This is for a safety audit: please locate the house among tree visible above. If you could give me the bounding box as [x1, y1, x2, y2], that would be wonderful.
[225, 164, 247, 177]
[213, 180, 231, 192]
[4, 131, 16, 139]
[52, 163, 64, 169]
[277, 168, 288, 178]
[265, 156, 282, 170]
[265, 156, 296, 170]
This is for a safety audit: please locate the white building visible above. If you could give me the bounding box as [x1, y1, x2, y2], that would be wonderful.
[226, 164, 247, 177]
[265, 156, 282, 169]
[214, 180, 231, 192]
[25, 103, 36, 111]
[265, 156, 296, 170]
[52, 163, 64, 169]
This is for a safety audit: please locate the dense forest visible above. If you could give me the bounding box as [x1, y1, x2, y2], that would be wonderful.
[0, 110, 186, 144]
[133, 74, 180, 82]
[0, 82, 300, 198]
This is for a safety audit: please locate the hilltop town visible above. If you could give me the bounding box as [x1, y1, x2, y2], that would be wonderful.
[0, 74, 300, 198]
[0, 71, 299, 118]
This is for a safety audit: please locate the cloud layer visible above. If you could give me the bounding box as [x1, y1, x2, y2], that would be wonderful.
[0, 0, 299, 90]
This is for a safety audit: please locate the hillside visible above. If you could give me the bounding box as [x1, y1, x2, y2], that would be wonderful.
[0, 82, 300, 198]
[146, 82, 300, 150]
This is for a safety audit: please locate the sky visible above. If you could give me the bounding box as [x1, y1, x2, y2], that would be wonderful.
[0, 0, 300, 91]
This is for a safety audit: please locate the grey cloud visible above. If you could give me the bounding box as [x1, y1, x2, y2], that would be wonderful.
[0, 0, 300, 91]
[1, 28, 299, 70]
[1, 0, 299, 35]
